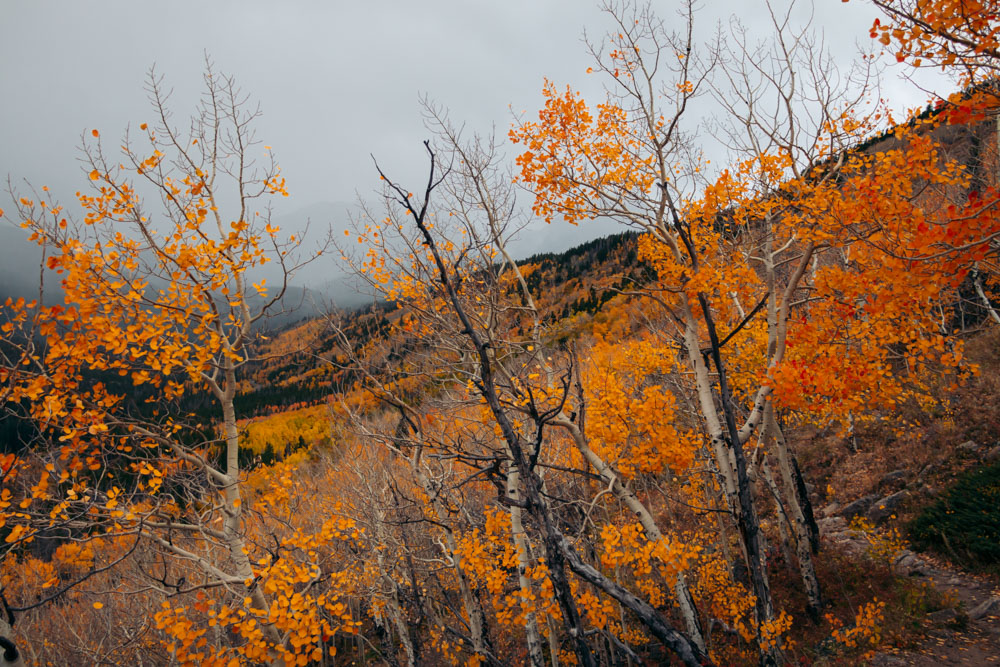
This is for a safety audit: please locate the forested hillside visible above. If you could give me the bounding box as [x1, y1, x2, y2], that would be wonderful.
[232, 231, 643, 408]
[2, 1, 1000, 666]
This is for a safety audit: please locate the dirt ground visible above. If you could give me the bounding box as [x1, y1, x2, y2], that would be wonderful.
[869, 551, 999, 665]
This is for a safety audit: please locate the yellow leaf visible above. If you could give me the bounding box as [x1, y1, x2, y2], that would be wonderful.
[93, 602, 104, 609]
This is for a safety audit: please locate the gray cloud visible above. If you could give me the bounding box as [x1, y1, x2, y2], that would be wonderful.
[1, 1, 956, 299]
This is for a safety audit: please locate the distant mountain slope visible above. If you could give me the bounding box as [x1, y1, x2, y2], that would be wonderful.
[231, 230, 648, 415]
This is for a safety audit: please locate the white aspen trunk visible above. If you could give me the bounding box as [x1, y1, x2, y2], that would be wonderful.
[846, 411, 858, 453]
[995, 111, 1000, 186]
[507, 467, 547, 667]
[411, 461, 489, 661]
[488, 209, 555, 667]
[679, 300, 739, 514]
[0, 617, 26, 667]
[388, 586, 417, 667]
[375, 507, 417, 667]
[681, 291, 780, 665]
[705, 467, 733, 572]
[546, 616, 561, 667]
[973, 265, 1000, 325]
[760, 457, 795, 571]
[761, 223, 824, 619]
[220, 390, 284, 651]
[682, 305, 746, 558]
[557, 418, 706, 653]
[766, 407, 823, 620]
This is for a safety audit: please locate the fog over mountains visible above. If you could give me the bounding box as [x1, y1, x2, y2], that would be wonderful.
[0, 198, 621, 323]
[0, 0, 953, 313]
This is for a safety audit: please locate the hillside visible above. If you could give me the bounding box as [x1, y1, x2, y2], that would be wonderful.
[5, 2, 1000, 665]
[231, 231, 647, 416]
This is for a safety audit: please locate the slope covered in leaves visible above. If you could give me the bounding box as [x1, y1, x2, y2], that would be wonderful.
[236, 231, 648, 410]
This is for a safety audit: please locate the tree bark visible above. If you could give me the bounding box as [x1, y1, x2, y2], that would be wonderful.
[760, 457, 796, 572]
[690, 292, 780, 667]
[764, 407, 822, 620]
[0, 617, 25, 667]
[558, 537, 709, 667]
[507, 467, 547, 667]
[973, 265, 1000, 324]
[382, 145, 711, 667]
[556, 416, 706, 653]
[410, 458, 491, 663]
[220, 390, 284, 651]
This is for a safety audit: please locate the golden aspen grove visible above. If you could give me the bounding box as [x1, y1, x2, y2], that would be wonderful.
[1, 1, 1000, 665]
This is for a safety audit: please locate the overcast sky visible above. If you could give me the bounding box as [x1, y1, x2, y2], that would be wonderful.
[0, 0, 956, 295]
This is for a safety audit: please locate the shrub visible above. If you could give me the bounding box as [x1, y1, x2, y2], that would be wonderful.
[909, 461, 1000, 570]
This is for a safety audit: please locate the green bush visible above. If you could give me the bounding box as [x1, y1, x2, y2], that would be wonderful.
[909, 461, 1000, 571]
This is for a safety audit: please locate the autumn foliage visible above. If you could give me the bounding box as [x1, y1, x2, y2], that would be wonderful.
[0, 1, 999, 666]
